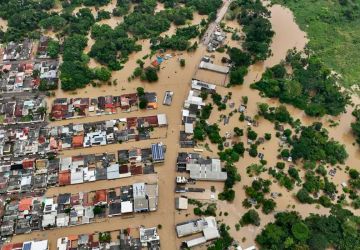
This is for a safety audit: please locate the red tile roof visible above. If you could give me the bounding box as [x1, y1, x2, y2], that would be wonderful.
[59, 171, 71, 186]
[19, 197, 33, 211]
[95, 190, 107, 203]
[72, 135, 84, 148]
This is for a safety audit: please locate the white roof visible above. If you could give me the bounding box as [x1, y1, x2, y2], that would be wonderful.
[182, 109, 190, 117]
[21, 175, 32, 186]
[191, 79, 216, 91]
[185, 237, 207, 248]
[244, 246, 257, 250]
[199, 61, 229, 74]
[186, 90, 204, 106]
[203, 227, 220, 240]
[121, 201, 133, 213]
[107, 163, 120, 179]
[60, 157, 72, 171]
[186, 159, 227, 181]
[28, 240, 48, 250]
[56, 214, 69, 227]
[185, 123, 194, 134]
[42, 214, 56, 227]
[57, 238, 68, 250]
[70, 170, 83, 184]
[176, 197, 188, 210]
[157, 114, 167, 126]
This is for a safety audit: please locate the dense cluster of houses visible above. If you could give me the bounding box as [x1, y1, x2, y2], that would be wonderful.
[0, 181, 158, 237]
[2, 240, 49, 250]
[2, 224, 161, 250]
[0, 95, 46, 125]
[0, 143, 164, 194]
[56, 226, 160, 250]
[0, 38, 59, 92]
[0, 114, 168, 158]
[50, 92, 157, 120]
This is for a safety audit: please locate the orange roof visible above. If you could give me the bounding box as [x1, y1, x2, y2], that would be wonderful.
[147, 102, 158, 109]
[95, 190, 107, 203]
[72, 135, 84, 147]
[68, 235, 78, 241]
[59, 171, 71, 186]
[19, 197, 33, 211]
[2, 243, 14, 250]
[151, 60, 159, 67]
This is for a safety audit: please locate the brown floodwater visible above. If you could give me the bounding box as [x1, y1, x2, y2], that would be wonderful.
[9, 2, 360, 250]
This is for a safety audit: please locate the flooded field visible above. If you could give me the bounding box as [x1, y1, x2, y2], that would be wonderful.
[8, 2, 360, 250]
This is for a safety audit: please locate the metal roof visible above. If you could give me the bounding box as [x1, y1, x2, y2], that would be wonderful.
[151, 143, 164, 162]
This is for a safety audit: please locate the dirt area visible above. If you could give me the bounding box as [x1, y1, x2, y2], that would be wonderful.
[8, 2, 360, 250]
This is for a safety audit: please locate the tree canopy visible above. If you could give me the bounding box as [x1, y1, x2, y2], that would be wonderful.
[256, 207, 360, 250]
[251, 50, 350, 117]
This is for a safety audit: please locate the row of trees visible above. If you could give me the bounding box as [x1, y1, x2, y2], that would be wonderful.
[150, 25, 200, 51]
[256, 206, 360, 250]
[251, 50, 350, 117]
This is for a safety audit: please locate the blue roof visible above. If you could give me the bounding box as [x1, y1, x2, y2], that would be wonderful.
[23, 242, 32, 250]
[157, 57, 164, 64]
[151, 144, 164, 161]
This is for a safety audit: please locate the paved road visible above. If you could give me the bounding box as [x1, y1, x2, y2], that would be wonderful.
[203, 0, 233, 45]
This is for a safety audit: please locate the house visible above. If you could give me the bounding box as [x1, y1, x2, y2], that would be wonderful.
[151, 143, 165, 163]
[107, 164, 120, 180]
[139, 227, 160, 248]
[108, 202, 122, 217]
[133, 183, 148, 212]
[18, 197, 33, 212]
[175, 197, 188, 210]
[72, 135, 84, 148]
[177, 217, 220, 248]
[95, 190, 107, 205]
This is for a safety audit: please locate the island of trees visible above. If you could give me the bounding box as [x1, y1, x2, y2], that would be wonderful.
[251, 50, 350, 117]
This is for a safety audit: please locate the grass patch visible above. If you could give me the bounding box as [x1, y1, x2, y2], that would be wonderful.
[271, 0, 360, 87]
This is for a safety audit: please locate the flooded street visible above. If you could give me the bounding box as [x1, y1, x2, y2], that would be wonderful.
[8, 2, 360, 250]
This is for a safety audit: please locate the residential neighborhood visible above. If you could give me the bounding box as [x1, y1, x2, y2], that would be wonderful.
[0, 0, 357, 249]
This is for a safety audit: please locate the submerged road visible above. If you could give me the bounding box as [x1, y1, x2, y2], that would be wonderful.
[203, 0, 233, 45]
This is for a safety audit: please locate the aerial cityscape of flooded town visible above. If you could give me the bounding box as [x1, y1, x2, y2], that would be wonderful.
[0, 0, 359, 250]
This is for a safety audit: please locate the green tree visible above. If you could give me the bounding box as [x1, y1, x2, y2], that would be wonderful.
[240, 209, 260, 226]
[292, 222, 310, 242]
[180, 58, 185, 67]
[94, 67, 111, 81]
[144, 67, 158, 82]
[229, 66, 248, 85]
[262, 199, 276, 214]
[47, 40, 60, 58]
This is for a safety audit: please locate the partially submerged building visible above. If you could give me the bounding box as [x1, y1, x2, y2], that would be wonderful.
[176, 217, 220, 248]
